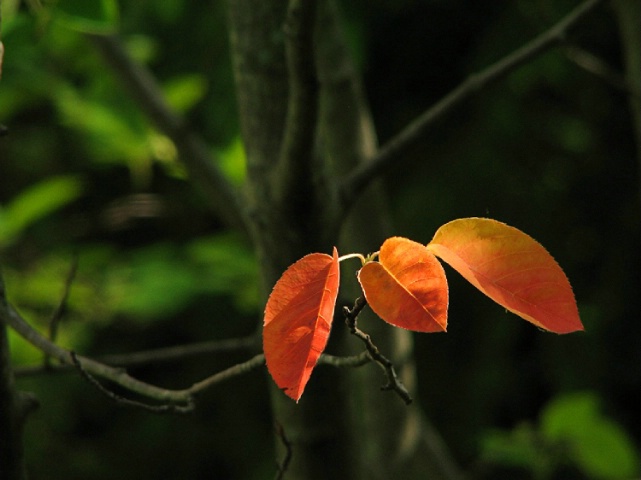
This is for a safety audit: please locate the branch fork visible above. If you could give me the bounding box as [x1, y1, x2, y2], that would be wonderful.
[343, 297, 413, 405]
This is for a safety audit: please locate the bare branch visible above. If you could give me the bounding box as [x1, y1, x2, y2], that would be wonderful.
[70, 352, 194, 414]
[2, 273, 377, 410]
[88, 34, 248, 233]
[339, 0, 604, 210]
[3, 297, 267, 408]
[318, 350, 371, 368]
[343, 298, 412, 405]
[2, 301, 192, 405]
[183, 353, 265, 397]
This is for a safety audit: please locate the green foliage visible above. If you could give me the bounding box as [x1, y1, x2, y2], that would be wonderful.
[481, 392, 640, 479]
[541, 392, 640, 479]
[104, 234, 259, 319]
[162, 73, 208, 113]
[216, 136, 247, 186]
[51, 0, 119, 34]
[0, 176, 84, 248]
[4, 233, 259, 358]
[482, 423, 554, 478]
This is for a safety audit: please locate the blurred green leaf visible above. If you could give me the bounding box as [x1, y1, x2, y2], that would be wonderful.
[0, 176, 84, 248]
[541, 392, 640, 479]
[55, 87, 150, 162]
[3, 251, 105, 320]
[186, 233, 259, 311]
[105, 246, 198, 319]
[481, 392, 640, 479]
[163, 74, 208, 113]
[216, 136, 247, 186]
[53, 0, 119, 34]
[481, 423, 550, 472]
[124, 34, 159, 64]
[103, 234, 258, 320]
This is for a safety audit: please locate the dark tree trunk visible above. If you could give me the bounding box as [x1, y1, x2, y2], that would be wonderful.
[227, 1, 463, 478]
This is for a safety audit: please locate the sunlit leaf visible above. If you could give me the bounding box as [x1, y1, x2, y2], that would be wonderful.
[427, 218, 582, 333]
[263, 248, 340, 401]
[358, 237, 448, 332]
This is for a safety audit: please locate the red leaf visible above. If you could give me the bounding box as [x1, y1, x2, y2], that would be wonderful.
[427, 218, 583, 333]
[358, 237, 448, 332]
[263, 248, 340, 401]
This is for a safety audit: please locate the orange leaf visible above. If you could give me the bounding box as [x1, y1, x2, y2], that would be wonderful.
[358, 237, 448, 332]
[427, 218, 583, 333]
[263, 248, 340, 401]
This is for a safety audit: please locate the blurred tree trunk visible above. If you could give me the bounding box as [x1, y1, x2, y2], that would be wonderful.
[227, 1, 463, 478]
[612, 0, 641, 209]
[228, 2, 359, 478]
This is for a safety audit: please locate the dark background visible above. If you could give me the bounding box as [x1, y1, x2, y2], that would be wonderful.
[1, 0, 639, 478]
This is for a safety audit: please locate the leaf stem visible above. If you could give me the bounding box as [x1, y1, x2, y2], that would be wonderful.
[365, 251, 380, 263]
[337, 252, 366, 265]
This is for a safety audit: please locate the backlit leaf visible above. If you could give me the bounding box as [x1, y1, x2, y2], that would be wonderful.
[263, 248, 340, 401]
[358, 237, 448, 332]
[427, 218, 582, 333]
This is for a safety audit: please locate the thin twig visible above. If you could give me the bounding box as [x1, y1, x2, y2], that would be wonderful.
[44, 254, 78, 368]
[183, 353, 265, 396]
[274, 421, 293, 480]
[339, 0, 604, 211]
[318, 350, 371, 368]
[343, 298, 412, 405]
[14, 335, 259, 377]
[47, 254, 78, 343]
[102, 336, 259, 367]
